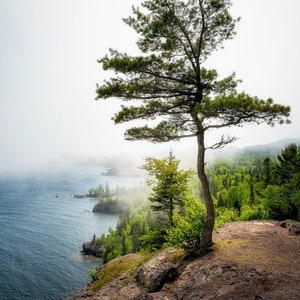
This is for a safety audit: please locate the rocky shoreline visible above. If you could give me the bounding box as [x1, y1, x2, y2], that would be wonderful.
[91, 200, 123, 214]
[72, 193, 125, 214]
[82, 240, 104, 258]
[73, 194, 98, 199]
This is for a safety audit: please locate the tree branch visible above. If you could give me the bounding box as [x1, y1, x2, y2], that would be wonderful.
[205, 135, 238, 150]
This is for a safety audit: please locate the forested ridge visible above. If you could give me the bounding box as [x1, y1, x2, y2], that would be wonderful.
[210, 143, 300, 223]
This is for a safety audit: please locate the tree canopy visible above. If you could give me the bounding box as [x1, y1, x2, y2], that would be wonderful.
[141, 151, 193, 226]
[96, 0, 291, 253]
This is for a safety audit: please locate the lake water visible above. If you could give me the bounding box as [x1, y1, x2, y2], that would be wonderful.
[0, 165, 139, 299]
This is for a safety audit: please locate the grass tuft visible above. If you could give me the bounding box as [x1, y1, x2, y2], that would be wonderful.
[89, 253, 153, 291]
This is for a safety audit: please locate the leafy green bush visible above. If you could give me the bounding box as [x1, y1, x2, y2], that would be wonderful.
[166, 195, 206, 255]
[239, 204, 266, 221]
[215, 207, 239, 228]
[88, 268, 100, 282]
[139, 227, 168, 252]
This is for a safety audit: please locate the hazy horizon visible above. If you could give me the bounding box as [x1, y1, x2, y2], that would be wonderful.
[1, 0, 300, 174]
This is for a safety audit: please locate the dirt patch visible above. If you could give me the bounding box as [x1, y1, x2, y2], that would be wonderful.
[174, 220, 300, 299]
[213, 220, 299, 274]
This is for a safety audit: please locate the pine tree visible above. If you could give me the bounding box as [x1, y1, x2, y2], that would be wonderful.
[141, 151, 193, 227]
[96, 0, 290, 253]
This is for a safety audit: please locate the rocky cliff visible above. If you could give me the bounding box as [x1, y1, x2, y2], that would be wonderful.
[69, 220, 300, 300]
[82, 240, 104, 257]
[92, 200, 123, 214]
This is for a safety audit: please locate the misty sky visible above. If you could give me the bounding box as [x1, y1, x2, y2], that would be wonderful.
[0, 0, 300, 173]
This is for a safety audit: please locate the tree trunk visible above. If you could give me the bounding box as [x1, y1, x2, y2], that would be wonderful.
[169, 197, 174, 227]
[196, 133, 215, 252]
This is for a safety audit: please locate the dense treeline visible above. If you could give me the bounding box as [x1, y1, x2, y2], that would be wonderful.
[89, 144, 300, 265]
[210, 143, 300, 224]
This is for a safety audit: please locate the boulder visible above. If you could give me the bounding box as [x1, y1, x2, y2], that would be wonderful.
[277, 220, 300, 236]
[278, 220, 288, 228]
[289, 223, 300, 236]
[136, 248, 183, 292]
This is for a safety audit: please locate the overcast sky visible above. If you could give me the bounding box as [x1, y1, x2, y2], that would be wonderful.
[0, 0, 300, 173]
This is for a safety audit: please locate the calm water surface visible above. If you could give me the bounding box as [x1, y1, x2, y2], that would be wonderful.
[0, 165, 139, 299]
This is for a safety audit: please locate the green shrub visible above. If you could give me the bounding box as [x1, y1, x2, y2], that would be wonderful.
[215, 207, 239, 228]
[139, 227, 167, 252]
[88, 268, 100, 282]
[166, 195, 206, 255]
[239, 204, 266, 221]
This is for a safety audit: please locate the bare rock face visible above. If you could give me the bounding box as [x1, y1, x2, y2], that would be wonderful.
[174, 260, 271, 300]
[69, 221, 300, 300]
[278, 220, 300, 235]
[136, 248, 183, 292]
[288, 223, 300, 235]
[91, 279, 148, 300]
[82, 241, 104, 257]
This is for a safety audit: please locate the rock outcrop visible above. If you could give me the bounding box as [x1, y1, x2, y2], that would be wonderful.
[278, 220, 300, 236]
[69, 220, 300, 300]
[92, 200, 123, 214]
[136, 248, 183, 292]
[289, 223, 300, 235]
[82, 241, 104, 257]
